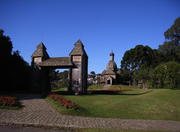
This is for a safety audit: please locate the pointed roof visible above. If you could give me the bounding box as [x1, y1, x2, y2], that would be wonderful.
[102, 69, 116, 75]
[106, 60, 117, 71]
[69, 40, 87, 56]
[32, 42, 49, 58]
[110, 51, 114, 56]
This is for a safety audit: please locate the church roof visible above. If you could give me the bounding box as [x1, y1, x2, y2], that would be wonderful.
[106, 60, 117, 71]
[110, 51, 114, 56]
[69, 40, 87, 56]
[102, 69, 116, 75]
[32, 42, 49, 58]
[39, 57, 73, 67]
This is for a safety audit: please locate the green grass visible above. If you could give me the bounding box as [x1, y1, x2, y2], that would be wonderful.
[109, 85, 139, 89]
[88, 84, 104, 90]
[51, 87, 68, 92]
[47, 87, 180, 121]
[88, 84, 139, 90]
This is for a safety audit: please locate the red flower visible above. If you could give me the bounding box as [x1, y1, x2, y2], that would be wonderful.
[0, 96, 18, 106]
[48, 94, 79, 110]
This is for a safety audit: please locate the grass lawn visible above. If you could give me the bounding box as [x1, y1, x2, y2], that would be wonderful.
[47, 86, 180, 121]
[51, 87, 68, 92]
[88, 84, 139, 90]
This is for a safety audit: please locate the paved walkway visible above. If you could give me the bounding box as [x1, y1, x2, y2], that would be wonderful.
[0, 94, 180, 131]
[0, 126, 73, 132]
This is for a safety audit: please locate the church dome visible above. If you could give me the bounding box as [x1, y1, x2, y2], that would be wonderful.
[106, 60, 117, 71]
[110, 52, 114, 56]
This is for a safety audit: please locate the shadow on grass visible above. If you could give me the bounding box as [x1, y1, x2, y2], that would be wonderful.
[53, 89, 153, 96]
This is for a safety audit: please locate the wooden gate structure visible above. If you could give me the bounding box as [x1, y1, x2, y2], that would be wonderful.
[31, 40, 88, 96]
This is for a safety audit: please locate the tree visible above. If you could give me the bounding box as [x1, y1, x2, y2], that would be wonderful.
[121, 45, 156, 71]
[0, 30, 12, 58]
[152, 61, 180, 88]
[11, 50, 31, 91]
[90, 71, 96, 79]
[50, 70, 69, 89]
[0, 29, 13, 91]
[164, 17, 180, 43]
[134, 67, 152, 88]
[57, 70, 69, 88]
[159, 17, 180, 62]
[120, 18, 180, 88]
[0, 29, 31, 92]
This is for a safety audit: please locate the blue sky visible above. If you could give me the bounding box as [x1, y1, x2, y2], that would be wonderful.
[0, 0, 179, 73]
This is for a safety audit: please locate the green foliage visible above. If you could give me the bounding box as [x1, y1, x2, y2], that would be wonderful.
[164, 17, 180, 42]
[118, 69, 132, 85]
[50, 70, 69, 90]
[121, 45, 156, 71]
[134, 67, 151, 81]
[159, 17, 180, 62]
[120, 18, 180, 89]
[152, 61, 180, 88]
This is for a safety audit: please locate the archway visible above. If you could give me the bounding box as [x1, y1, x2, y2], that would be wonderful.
[31, 40, 88, 96]
[107, 80, 111, 84]
[50, 69, 69, 92]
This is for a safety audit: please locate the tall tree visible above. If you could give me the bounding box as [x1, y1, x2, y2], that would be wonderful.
[0, 30, 12, 58]
[152, 61, 180, 88]
[0, 29, 31, 92]
[159, 17, 180, 62]
[0, 30, 13, 91]
[121, 45, 156, 71]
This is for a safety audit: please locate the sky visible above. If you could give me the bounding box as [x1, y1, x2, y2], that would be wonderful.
[0, 0, 179, 73]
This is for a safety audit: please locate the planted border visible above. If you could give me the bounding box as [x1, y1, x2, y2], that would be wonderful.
[48, 93, 79, 110]
[0, 96, 21, 109]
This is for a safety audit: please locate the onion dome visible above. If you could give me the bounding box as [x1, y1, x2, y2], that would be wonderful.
[106, 60, 117, 72]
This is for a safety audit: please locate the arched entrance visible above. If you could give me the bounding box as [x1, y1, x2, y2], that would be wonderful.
[31, 40, 88, 96]
[107, 80, 111, 84]
[106, 76, 113, 85]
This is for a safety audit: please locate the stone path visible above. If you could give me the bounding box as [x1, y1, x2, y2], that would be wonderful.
[0, 125, 73, 132]
[0, 94, 180, 131]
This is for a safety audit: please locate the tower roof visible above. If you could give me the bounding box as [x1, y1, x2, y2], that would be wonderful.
[106, 60, 117, 71]
[107, 51, 117, 71]
[110, 51, 114, 56]
[32, 42, 49, 58]
[69, 40, 87, 56]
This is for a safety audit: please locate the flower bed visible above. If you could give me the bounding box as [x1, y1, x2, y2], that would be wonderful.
[48, 93, 79, 110]
[0, 96, 19, 107]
